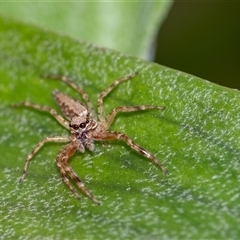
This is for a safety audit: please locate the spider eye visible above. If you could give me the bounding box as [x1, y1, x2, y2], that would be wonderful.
[70, 124, 79, 130]
[80, 123, 86, 129]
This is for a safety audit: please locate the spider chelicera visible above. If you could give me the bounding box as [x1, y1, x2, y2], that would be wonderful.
[14, 72, 167, 205]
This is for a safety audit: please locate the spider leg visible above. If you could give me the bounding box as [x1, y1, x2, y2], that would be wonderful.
[12, 102, 70, 130]
[97, 72, 138, 121]
[58, 165, 82, 201]
[105, 105, 165, 129]
[98, 131, 168, 174]
[43, 75, 96, 118]
[19, 136, 70, 183]
[57, 143, 100, 205]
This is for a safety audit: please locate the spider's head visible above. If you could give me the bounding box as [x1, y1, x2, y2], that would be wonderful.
[69, 114, 97, 135]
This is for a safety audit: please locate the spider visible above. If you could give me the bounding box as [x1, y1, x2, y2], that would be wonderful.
[13, 72, 167, 205]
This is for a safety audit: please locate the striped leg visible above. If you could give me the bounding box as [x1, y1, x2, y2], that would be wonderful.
[19, 136, 70, 182]
[56, 144, 100, 205]
[97, 72, 138, 121]
[98, 131, 168, 174]
[105, 105, 165, 129]
[13, 102, 70, 130]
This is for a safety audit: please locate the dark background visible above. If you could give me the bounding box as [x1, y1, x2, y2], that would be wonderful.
[156, 1, 240, 90]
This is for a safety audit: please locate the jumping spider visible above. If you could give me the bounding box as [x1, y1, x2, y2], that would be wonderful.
[14, 72, 167, 205]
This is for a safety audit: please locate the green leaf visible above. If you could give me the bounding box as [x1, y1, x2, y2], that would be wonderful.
[0, 16, 240, 239]
[0, 1, 172, 59]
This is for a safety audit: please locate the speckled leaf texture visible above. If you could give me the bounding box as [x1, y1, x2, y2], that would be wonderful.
[0, 16, 240, 240]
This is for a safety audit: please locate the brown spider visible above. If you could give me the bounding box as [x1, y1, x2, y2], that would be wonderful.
[14, 72, 167, 205]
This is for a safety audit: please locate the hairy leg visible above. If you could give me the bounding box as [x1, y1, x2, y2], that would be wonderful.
[97, 72, 138, 121]
[104, 105, 165, 129]
[99, 131, 168, 174]
[57, 143, 100, 205]
[19, 136, 70, 182]
[13, 102, 70, 130]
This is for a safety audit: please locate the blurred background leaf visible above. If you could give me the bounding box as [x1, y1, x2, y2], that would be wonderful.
[0, 1, 238, 89]
[0, 1, 172, 59]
